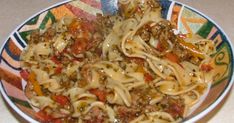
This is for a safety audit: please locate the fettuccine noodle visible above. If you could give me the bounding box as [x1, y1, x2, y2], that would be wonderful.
[20, 0, 215, 122]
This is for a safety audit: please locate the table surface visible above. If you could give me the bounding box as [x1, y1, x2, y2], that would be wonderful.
[0, 0, 234, 123]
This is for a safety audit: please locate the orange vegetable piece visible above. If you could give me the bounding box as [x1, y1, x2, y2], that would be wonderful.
[28, 72, 44, 96]
[201, 64, 213, 72]
[165, 52, 180, 63]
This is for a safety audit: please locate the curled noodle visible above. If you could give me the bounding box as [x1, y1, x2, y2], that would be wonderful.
[20, 0, 215, 122]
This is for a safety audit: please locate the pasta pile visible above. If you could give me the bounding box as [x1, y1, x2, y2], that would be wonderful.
[20, 0, 215, 123]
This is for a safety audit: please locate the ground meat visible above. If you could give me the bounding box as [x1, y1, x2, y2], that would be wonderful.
[116, 88, 162, 122]
[29, 30, 40, 44]
[43, 27, 56, 40]
[29, 27, 56, 45]
[84, 107, 106, 123]
[126, 57, 145, 66]
[136, 23, 151, 42]
[94, 47, 102, 57]
[160, 96, 185, 119]
[95, 13, 115, 35]
[130, 87, 160, 107]
[117, 106, 140, 123]
[172, 43, 192, 61]
[151, 20, 176, 52]
[138, 20, 200, 64]
[86, 32, 103, 51]
[80, 64, 92, 82]
[118, 0, 160, 18]
[67, 18, 104, 56]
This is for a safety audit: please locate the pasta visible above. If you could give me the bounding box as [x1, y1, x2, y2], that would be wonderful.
[20, 0, 215, 123]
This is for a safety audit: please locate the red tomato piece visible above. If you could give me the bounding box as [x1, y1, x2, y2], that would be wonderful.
[89, 89, 107, 102]
[144, 73, 154, 83]
[80, 21, 95, 33]
[54, 65, 63, 74]
[201, 64, 213, 72]
[68, 19, 93, 39]
[156, 42, 165, 52]
[51, 56, 61, 64]
[35, 110, 53, 122]
[53, 95, 70, 106]
[20, 69, 29, 80]
[53, 119, 63, 123]
[70, 38, 88, 55]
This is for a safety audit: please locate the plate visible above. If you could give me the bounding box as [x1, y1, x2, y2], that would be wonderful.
[0, 0, 233, 122]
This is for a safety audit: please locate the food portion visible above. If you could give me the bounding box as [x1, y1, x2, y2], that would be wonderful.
[20, 0, 215, 122]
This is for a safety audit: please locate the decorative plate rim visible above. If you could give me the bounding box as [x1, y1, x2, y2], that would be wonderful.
[0, 0, 233, 123]
[174, 1, 234, 122]
[0, 1, 72, 123]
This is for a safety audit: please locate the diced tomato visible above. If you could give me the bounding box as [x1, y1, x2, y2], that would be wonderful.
[20, 69, 29, 80]
[51, 56, 61, 64]
[165, 52, 180, 63]
[53, 119, 63, 123]
[68, 20, 80, 36]
[70, 38, 88, 55]
[89, 89, 106, 102]
[68, 19, 94, 39]
[144, 73, 154, 83]
[35, 109, 64, 123]
[68, 19, 97, 55]
[53, 95, 70, 106]
[35, 110, 53, 122]
[54, 65, 63, 74]
[80, 21, 95, 33]
[156, 42, 165, 52]
[201, 64, 213, 72]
